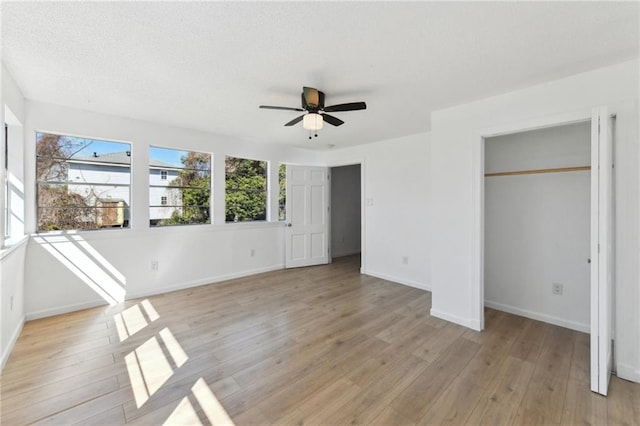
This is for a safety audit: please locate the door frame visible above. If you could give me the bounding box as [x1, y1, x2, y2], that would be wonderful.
[325, 159, 366, 273]
[472, 107, 619, 392]
[473, 109, 596, 331]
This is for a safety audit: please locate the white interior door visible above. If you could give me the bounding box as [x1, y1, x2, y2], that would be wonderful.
[285, 165, 329, 268]
[590, 107, 614, 396]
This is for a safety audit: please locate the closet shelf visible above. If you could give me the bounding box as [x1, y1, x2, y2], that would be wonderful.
[485, 165, 590, 177]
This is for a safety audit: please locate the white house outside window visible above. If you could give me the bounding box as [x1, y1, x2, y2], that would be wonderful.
[36, 132, 131, 232]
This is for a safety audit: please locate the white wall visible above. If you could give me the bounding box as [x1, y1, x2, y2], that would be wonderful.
[0, 63, 27, 370]
[484, 122, 591, 332]
[430, 59, 639, 382]
[323, 133, 430, 290]
[22, 100, 320, 319]
[331, 164, 361, 258]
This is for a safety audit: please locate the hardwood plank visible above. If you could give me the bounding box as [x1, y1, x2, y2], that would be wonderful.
[513, 326, 575, 424]
[465, 356, 536, 425]
[390, 338, 481, 423]
[607, 376, 640, 426]
[371, 406, 417, 426]
[561, 378, 608, 425]
[2, 255, 639, 426]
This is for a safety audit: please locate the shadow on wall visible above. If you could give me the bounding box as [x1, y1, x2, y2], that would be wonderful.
[6, 171, 25, 242]
[32, 234, 126, 304]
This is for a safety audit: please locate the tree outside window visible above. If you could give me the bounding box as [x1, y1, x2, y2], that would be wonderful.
[225, 156, 267, 222]
[149, 147, 211, 226]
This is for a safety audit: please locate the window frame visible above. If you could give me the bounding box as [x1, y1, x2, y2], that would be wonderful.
[224, 155, 269, 223]
[35, 131, 132, 233]
[149, 146, 212, 227]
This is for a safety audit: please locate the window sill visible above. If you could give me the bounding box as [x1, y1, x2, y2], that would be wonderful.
[31, 221, 286, 241]
[0, 235, 29, 261]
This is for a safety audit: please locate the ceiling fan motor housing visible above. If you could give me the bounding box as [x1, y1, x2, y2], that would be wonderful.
[302, 90, 324, 112]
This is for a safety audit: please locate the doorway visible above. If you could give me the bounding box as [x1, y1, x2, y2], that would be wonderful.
[479, 108, 615, 396]
[330, 164, 361, 261]
[483, 121, 592, 333]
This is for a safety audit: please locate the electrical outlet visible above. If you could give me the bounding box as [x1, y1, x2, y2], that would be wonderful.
[552, 282, 563, 295]
[402, 256, 409, 265]
[151, 260, 159, 271]
[10, 295, 14, 311]
[250, 249, 255, 257]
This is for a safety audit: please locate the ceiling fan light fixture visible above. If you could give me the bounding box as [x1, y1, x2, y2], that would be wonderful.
[303, 113, 323, 131]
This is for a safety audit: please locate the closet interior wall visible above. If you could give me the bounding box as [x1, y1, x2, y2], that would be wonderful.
[484, 121, 591, 332]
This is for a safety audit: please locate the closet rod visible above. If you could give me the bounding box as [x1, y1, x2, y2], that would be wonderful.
[485, 165, 591, 177]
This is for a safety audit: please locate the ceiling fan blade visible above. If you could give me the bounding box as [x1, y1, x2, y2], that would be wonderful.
[323, 102, 367, 112]
[303, 87, 320, 108]
[284, 115, 305, 126]
[321, 113, 345, 127]
[260, 105, 304, 111]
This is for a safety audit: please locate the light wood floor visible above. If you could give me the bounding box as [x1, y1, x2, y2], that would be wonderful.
[1, 255, 639, 425]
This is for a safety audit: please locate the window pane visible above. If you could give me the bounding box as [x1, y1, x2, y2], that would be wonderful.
[149, 146, 211, 227]
[36, 132, 131, 232]
[225, 156, 268, 222]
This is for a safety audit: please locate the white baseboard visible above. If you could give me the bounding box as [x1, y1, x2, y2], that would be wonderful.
[430, 308, 482, 331]
[332, 249, 361, 259]
[26, 264, 286, 321]
[26, 300, 108, 321]
[484, 300, 589, 333]
[617, 363, 640, 383]
[25, 264, 286, 320]
[364, 269, 431, 292]
[126, 264, 285, 300]
[1, 316, 25, 372]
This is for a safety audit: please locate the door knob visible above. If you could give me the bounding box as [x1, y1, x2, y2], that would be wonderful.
[587, 258, 591, 264]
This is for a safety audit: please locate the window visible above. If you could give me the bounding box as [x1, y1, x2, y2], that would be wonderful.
[36, 132, 131, 232]
[225, 156, 267, 222]
[279, 163, 286, 221]
[149, 146, 211, 226]
[4, 124, 9, 240]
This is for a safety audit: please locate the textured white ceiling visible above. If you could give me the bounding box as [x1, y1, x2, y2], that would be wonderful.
[2, 1, 638, 149]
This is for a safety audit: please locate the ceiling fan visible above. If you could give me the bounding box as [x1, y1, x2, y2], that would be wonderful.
[259, 86, 366, 138]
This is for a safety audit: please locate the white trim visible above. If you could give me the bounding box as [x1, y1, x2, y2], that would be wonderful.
[126, 264, 284, 300]
[365, 269, 431, 292]
[29, 220, 285, 242]
[484, 300, 589, 334]
[0, 316, 25, 372]
[25, 264, 286, 320]
[332, 249, 362, 259]
[473, 108, 598, 333]
[0, 234, 29, 260]
[26, 300, 108, 321]
[617, 363, 640, 383]
[430, 308, 482, 331]
[324, 158, 366, 275]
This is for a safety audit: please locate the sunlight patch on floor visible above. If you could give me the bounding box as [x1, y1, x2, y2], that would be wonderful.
[162, 378, 236, 426]
[192, 377, 235, 426]
[125, 335, 175, 408]
[115, 299, 160, 342]
[160, 327, 188, 368]
[141, 298, 160, 321]
[115, 304, 148, 342]
[164, 397, 203, 425]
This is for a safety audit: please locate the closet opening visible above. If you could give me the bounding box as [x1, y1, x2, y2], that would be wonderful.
[483, 121, 592, 332]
